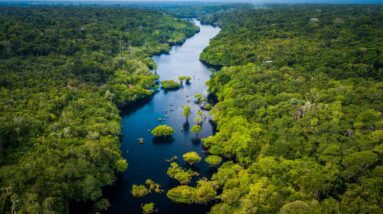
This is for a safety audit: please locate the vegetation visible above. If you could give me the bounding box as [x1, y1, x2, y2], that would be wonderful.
[191, 125, 203, 138]
[203, 103, 212, 110]
[184, 76, 192, 84]
[167, 162, 199, 185]
[178, 75, 191, 85]
[197, 4, 383, 213]
[182, 105, 192, 121]
[167, 185, 195, 204]
[0, 6, 198, 213]
[131, 185, 150, 198]
[131, 179, 163, 198]
[179, 76, 186, 84]
[142, 202, 156, 214]
[183, 151, 202, 165]
[161, 80, 181, 90]
[205, 155, 222, 167]
[167, 179, 217, 204]
[94, 198, 111, 212]
[150, 125, 175, 137]
[194, 93, 204, 104]
[194, 116, 202, 125]
[2, 3, 382, 213]
[145, 179, 163, 193]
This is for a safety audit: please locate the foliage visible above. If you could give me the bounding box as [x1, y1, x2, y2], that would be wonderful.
[142, 202, 156, 214]
[182, 105, 192, 121]
[205, 155, 222, 167]
[179, 76, 186, 83]
[150, 125, 175, 137]
[116, 159, 128, 172]
[194, 116, 202, 125]
[201, 5, 383, 81]
[166, 179, 217, 204]
[184, 76, 192, 83]
[0, 6, 198, 213]
[167, 185, 196, 204]
[204, 103, 212, 110]
[145, 179, 163, 193]
[178, 75, 191, 84]
[167, 162, 199, 185]
[200, 5, 383, 214]
[191, 125, 203, 137]
[131, 185, 150, 198]
[194, 93, 204, 104]
[131, 179, 162, 199]
[161, 80, 181, 90]
[94, 198, 111, 212]
[183, 152, 202, 165]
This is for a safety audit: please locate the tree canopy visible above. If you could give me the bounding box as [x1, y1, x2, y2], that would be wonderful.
[0, 6, 198, 213]
[151, 125, 175, 137]
[197, 4, 383, 213]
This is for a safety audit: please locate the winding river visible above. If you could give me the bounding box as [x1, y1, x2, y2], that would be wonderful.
[105, 21, 220, 214]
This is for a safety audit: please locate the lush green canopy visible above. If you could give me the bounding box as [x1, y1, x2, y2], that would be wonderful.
[167, 162, 199, 184]
[0, 6, 198, 213]
[151, 125, 175, 137]
[161, 80, 181, 90]
[183, 151, 202, 165]
[205, 155, 222, 167]
[198, 4, 383, 213]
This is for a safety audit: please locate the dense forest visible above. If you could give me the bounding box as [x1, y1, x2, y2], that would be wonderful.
[0, 7, 198, 213]
[194, 5, 383, 213]
[1, 3, 382, 214]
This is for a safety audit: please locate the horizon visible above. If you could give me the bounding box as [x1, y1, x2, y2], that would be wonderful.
[1, 0, 383, 4]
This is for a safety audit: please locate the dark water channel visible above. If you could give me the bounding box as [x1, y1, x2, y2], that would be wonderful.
[105, 21, 220, 214]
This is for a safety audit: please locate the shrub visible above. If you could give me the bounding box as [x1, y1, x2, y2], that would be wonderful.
[151, 125, 174, 137]
[205, 155, 222, 167]
[161, 80, 181, 90]
[183, 151, 202, 165]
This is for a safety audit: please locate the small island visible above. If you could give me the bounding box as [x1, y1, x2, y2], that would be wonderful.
[161, 80, 181, 90]
[151, 125, 175, 137]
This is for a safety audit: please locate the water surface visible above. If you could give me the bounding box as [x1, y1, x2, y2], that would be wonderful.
[105, 21, 220, 214]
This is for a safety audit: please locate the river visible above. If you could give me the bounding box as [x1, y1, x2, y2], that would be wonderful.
[104, 20, 220, 214]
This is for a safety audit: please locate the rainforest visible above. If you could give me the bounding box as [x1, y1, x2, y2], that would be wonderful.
[0, 1, 382, 214]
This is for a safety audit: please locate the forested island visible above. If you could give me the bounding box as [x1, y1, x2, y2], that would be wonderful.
[0, 2, 382, 214]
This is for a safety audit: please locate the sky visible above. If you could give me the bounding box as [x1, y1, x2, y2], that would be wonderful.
[1, 0, 382, 3]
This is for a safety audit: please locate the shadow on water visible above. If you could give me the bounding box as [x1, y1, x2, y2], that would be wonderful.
[119, 95, 155, 117]
[182, 121, 190, 133]
[152, 136, 175, 144]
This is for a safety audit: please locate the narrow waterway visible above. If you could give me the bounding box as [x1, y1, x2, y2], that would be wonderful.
[105, 21, 220, 214]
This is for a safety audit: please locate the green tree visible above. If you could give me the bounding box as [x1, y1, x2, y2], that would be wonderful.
[183, 152, 202, 165]
[167, 162, 198, 184]
[178, 76, 186, 85]
[194, 93, 203, 104]
[131, 185, 150, 198]
[145, 179, 163, 193]
[161, 80, 181, 90]
[183, 105, 191, 122]
[205, 155, 222, 167]
[142, 203, 156, 214]
[191, 125, 202, 138]
[185, 76, 192, 84]
[151, 125, 174, 137]
[167, 186, 195, 204]
[116, 159, 128, 172]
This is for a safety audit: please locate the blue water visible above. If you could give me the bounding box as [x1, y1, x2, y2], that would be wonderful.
[105, 21, 220, 214]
